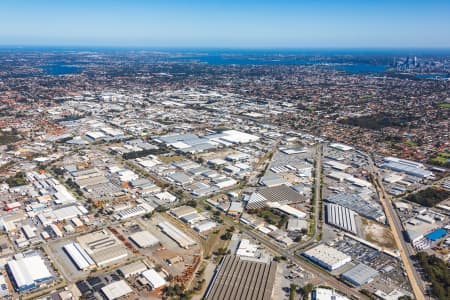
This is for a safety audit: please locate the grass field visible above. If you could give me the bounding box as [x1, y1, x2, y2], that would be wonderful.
[404, 140, 417, 147]
[430, 152, 450, 167]
[438, 103, 450, 109]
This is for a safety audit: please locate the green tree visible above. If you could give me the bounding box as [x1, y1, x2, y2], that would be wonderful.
[220, 232, 232, 240]
[301, 283, 314, 300]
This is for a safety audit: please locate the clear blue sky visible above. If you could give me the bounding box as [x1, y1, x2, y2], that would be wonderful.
[0, 0, 449, 48]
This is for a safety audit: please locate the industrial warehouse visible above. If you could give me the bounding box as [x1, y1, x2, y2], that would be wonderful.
[157, 221, 197, 249]
[6, 254, 53, 292]
[63, 242, 95, 271]
[341, 263, 379, 286]
[325, 203, 358, 234]
[325, 193, 385, 223]
[129, 230, 160, 248]
[303, 244, 351, 271]
[72, 230, 128, 268]
[205, 255, 277, 300]
[381, 157, 434, 179]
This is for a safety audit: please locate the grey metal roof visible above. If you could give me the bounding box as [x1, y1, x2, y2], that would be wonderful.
[326, 193, 384, 221]
[342, 263, 379, 286]
[381, 162, 433, 178]
[258, 185, 302, 203]
[205, 255, 277, 300]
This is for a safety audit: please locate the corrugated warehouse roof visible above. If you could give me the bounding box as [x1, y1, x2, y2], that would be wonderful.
[7, 255, 52, 290]
[142, 269, 167, 289]
[342, 263, 379, 286]
[205, 255, 277, 300]
[101, 280, 133, 300]
[129, 231, 160, 248]
[157, 221, 196, 249]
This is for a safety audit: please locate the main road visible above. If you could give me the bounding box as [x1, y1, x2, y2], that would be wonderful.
[289, 143, 323, 253]
[367, 156, 425, 300]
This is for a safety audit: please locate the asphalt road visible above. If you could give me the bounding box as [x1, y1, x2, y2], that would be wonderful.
[289, 143, 323, 253]
[240, 222, 368, 300]
[367, 156, 425, 300]
[222, 214, 368, 300]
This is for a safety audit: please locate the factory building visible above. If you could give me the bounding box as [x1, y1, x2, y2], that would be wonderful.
[6, 255, 53, 292]
[287, 218, 309, 232]
[181, 212, 205, 224]
[382, 157, 433, 179]
[324, 160, 351, 171]
[50, 224, 63, 238]
[129, 231, 160, 248]
[245, 192, 268, 210]
[37, 205, 87, 226]
[22, 225, 37, 239]
[119, 261, 148, 278]
[303, 244, 351, 271]
[326, 193, 385, 223]
[342, 263, 379, 286]
[236, 239, 258, 258]
[194, 221, 218, 233]
[205, 255, 277, 300]
[325, 203, 357, 234]
[313, 288, 350, 300]
[171, 206, 197, 218]
[157, 221, 196, 249]
[141, 269, 167, 290]
[4, 202, 21, 211]
[63, 242, 95, 271]
[329, 143, 354, 151]
[227, 202, 244, 216]
[114, 203, 154, 220]
[267, 202, 307, 219]
[101, 280, 133, 300]
[77, 230, 128, 267]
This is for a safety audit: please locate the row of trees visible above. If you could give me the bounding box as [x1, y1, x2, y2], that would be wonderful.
[5, 172, 27, 187]
[406, 187, 450, 207]
[163, 283, 192, 300]
[416, 252, 450, 300]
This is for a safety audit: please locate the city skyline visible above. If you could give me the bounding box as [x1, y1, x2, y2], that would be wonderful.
[1, 0, 450, 48]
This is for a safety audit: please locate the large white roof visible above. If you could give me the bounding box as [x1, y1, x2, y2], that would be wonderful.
[63, 242, 95, 270]
[129, 231, 160, 248]
[8, 255, 52, 288]
[142, 269, 167, 289]
[304, 244, 351, 267]
[219, 130, 259, 144]
[101, 280, 133, 300]
[315, 288, 350, 300]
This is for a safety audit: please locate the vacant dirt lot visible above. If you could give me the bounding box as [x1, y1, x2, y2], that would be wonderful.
[363, 219, 396, 250]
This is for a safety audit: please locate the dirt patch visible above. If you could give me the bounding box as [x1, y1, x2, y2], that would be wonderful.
[158, 155, 184, 163]
[363, 220, 397, 250]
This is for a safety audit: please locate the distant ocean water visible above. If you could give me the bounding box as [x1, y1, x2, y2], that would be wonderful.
[169, 55, 388, 74]
[40, 64, 81, 75]
[37, 56, 389, 75]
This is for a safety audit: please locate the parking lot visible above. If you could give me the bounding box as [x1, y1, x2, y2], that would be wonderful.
[331, 236, 411, 292]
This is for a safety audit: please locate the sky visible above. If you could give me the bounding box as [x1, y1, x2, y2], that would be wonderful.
[0, 0, 449, 49]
